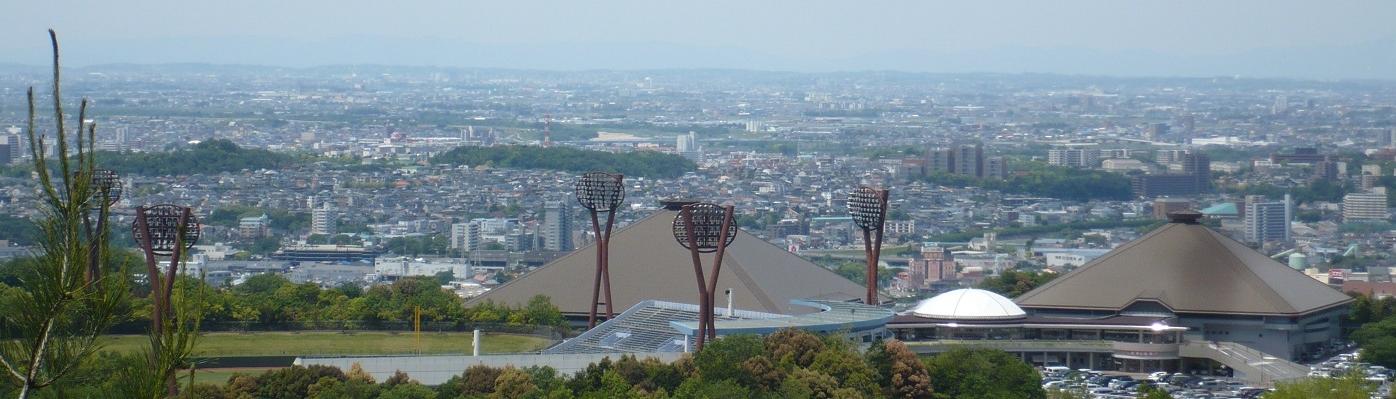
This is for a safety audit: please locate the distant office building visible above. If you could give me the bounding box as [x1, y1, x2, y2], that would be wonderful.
[1270, 148, 1326, 164]
[675, 132, 699, 161]
[239, 214, 271, 239]
[1272, 95, 1289, 115]
[1362, 175, 1382, 191]
[954, 144, 984, 178]
[1343, 189, 1389, 222]
[924, 147, 954, 174]
[507, 232, 535, 252]
[985, 156, 1008, 179]
[1145, 123, 1168, 141]
[1132, 174, 1201, 199]
[1178, 114, 1196, 135]
[450, 221, 482, 252]
[1182, 153, 1211, 192]
[271, 244, 377, 262]
[1155, 149, 1189, 164]
[1048, 148, 1100, 168]
[1101, 158, 1148, 173]
[1244, 195, 1291, 244]
[0, 134, 20, 165]
[1152, 198, 1193, 220]
[1132, 153, 1210, 198]
[909, 245, 956, 290]
[744, 121, 764, 133]
[542, 200, 573, 252]
[310, 205, 337, 235]
[1362, 164, 1383, 177]
[1313, 159, 1340, 181]
[1384, 128, 1396, 149]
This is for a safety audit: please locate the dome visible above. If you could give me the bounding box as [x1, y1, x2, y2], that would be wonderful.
[909, 288, 1026, 320]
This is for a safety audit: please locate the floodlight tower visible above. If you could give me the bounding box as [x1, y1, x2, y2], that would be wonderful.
[131, 203, 200, 396]
[83, 169, 122, 283]
[672, 202, 736, 351]
[848, 186, 889, 306]
[132, 205, 201, 335]
[575, 172, 626, 328]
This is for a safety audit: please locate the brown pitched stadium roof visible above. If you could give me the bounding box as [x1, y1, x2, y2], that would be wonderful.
[1014, 216, 1351, 316]
[466, 210, 871, 316]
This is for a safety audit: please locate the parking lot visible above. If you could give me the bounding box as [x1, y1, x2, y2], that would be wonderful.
[1042, 368, 1271, 398]
[1041, 349, 1394, 399]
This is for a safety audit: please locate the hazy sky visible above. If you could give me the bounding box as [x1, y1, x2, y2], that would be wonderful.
[4, 0, 1395, 79]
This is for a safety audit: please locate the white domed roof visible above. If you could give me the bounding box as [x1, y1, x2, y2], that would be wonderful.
[910, 288, 1026, 320]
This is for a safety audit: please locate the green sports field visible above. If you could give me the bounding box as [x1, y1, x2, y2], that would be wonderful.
[98, 331, 554, 357]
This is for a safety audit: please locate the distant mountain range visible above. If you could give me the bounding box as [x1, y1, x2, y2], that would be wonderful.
[1, 36, 1392, 80]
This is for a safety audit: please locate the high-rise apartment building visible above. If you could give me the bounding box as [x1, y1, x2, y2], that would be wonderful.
[542, 200, 573, 252]
[924, 147, 954, 174]
[450, 221, 482, 252]
[1145, 123, 1169, 141]
[310, 205, 337, 236]
[954, 144, 984, 178]
[1131, 152, 1211, 198]
[676, 132, 699, 161]
[0, 134, 20, 165]
[985, 156, 1008, 179]
[1343, 189, 1389, 222]
[239, 214, 271, 239]
[1181, 153, 1211, 192]
[1047, 148, 1100, 168]
[1244, 195, 1291, 244]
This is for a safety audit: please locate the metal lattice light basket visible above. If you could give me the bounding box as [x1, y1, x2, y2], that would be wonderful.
[92, 169, 122, 206]
[132, 204, 201, 256]
[672, 202, 736, 253]
[848, 186, 887, 230]
[575, 172, 625, 211]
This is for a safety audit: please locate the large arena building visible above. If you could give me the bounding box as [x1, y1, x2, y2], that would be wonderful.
[887, 212, 1352, 383]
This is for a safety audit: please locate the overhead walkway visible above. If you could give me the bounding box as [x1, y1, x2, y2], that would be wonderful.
[1180, 340, 1309, 384]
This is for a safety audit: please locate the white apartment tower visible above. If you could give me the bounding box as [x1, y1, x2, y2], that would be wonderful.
[1343, 189, 1390, 222]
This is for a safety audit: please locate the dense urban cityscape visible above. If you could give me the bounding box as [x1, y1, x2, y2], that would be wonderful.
[3, 2, 1396, 398]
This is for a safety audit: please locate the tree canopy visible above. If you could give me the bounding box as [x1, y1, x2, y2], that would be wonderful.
[921, 161, 1133, 201]
[95, 139, 296, 176]
[431, 145, 697, 178]
[977, 270, 1060, 298]
[923, 347, 1046, 399]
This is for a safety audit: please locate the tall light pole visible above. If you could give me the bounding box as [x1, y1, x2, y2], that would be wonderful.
[83, 169, 121, 283]
[848, 186, 889, 306]
[575, 172, 625, 328]
[672, 202, 736, 351]
[132, 204, 200, 396]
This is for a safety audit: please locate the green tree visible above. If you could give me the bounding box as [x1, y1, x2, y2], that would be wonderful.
[96, 139, 296, 176]
[978, 270, 1059, 298]
[692, 335, 764, 383]
[378, 382, 437, 399]
[307, 376, 381, 399]
[523, 295, 565, 327]
[672, 378, 751, 399]
[884, 340, 934, 399]
[0, 30, 128, 399]
[1137, 383, 1173, 399]
[1266, 375, 1375, 399]
[923, 348, 1046, 399]
[431, 145, 697, 178]
[765, 328, 825, 368]
[1351, 317, 1396, 368]
[491, 367, 538, 399]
